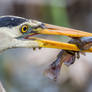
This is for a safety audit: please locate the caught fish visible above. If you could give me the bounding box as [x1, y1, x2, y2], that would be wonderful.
[44, 37, 92, 80]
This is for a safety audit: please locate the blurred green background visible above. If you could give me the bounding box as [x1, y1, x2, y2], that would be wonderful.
[0, 0, 92, 92]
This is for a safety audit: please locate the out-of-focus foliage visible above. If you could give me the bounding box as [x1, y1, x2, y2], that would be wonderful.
[0, 0, 92, 92]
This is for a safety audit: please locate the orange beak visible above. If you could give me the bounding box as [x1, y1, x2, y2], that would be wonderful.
[28, 37, 92, 52]
[27, 24, 92, 52]
[38, 24, 92, 37]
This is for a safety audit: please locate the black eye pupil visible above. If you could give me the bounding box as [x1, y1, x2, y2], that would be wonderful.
[23, 27, 27, 31]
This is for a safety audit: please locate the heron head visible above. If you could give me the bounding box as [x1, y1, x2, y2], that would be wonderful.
[0, 15, 92, 52]
[0, 16, 43, 38]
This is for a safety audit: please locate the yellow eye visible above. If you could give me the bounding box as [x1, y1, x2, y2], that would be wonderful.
[21, 25, 28, 33]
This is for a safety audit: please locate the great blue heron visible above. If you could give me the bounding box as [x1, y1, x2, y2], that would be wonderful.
[0, 15, 92, 80]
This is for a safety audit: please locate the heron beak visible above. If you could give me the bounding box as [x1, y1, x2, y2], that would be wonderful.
[27, 37, 92, 52]
[25, 23, 92, 52]
[37, 24, 92, 37]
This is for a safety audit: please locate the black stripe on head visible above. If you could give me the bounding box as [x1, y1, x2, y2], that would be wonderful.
[0, 16, 28, 27]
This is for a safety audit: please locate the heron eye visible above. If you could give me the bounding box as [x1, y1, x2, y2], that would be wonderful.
[21, 25, 28, 33]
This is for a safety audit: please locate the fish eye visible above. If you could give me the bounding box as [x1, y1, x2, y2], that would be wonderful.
[20, 24, 28, 33]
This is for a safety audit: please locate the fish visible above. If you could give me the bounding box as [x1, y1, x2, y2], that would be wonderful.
[44, 37, 92, 80]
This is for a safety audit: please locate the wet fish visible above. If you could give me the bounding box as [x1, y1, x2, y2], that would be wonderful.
[44, 37, 92, 80]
